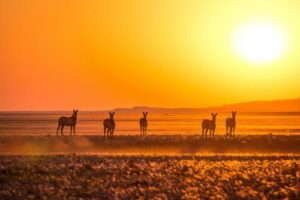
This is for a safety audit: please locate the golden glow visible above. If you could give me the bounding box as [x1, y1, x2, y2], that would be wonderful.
[233, 21, 287, 64]
[0, 1, 300, 110]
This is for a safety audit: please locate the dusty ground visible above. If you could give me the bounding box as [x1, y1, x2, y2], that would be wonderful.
[0, 135, 299, 154]
[0, 135, 299, 199]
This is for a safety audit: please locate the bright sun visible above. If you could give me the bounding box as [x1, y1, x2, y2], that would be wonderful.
[234, 21, 287, 64]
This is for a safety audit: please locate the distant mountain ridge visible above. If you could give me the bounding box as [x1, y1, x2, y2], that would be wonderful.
[114, 98, 300, 113]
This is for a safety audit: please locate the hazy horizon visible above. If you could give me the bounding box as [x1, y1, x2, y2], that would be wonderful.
[1, 111, 299, 136]
[0, 97, 299, 112]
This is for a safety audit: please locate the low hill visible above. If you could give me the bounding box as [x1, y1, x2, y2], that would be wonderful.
[214, 98, 300, 112]
[114, 98, 300, 113]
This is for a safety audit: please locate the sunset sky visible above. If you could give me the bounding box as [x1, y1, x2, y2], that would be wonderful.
[1, 0, 300, 110]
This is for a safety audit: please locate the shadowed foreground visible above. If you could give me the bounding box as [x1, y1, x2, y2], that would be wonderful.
[0, 155, 299, 199]
[0, 135, 300, 154]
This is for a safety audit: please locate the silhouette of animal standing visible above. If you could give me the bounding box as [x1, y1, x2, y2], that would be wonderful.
[56, 109, 78, 136]
[140, 112, 148, 135]
[226, 111, 237, 138]
[202, 113, 217, 139]
[103, 112, 115, 138]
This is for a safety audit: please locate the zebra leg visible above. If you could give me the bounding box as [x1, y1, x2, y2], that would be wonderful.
[70, 126, 73, 136]
[56, 125, 60, 136]
[227, 126, 230, 138]
[73, 126, 76, 136]
[103, 127, 106, 138]
[109, 129, 112, 138]
[205, 129, 208, 139]
[108, 128, 111, 138]
[61, 125, 64, 136]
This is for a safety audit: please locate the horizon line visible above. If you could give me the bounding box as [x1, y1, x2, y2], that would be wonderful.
[0, 97, 299, 112]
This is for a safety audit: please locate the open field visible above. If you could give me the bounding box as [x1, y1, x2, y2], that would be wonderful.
[1, 111, 300, 136]
[0, 154, 299, 199]
[0, 135, 300, 154]
[1, 135, 300, 199]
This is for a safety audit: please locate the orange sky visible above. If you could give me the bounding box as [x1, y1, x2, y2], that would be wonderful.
[1, 0, 300, 110]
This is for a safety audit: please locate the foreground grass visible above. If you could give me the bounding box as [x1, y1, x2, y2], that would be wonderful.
[0, 155, 299, 199]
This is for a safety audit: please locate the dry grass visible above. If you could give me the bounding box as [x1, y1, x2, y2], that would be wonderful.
[0, 155, 299, 199]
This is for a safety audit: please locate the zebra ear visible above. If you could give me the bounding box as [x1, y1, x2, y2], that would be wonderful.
[146, 112, 148, 115]
[215, 113, 218, 116]
[112, 112, 115, 115]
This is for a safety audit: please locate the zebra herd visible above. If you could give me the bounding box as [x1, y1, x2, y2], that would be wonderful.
[201, 111, 237, 139]
[56, 110, 237, 138]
